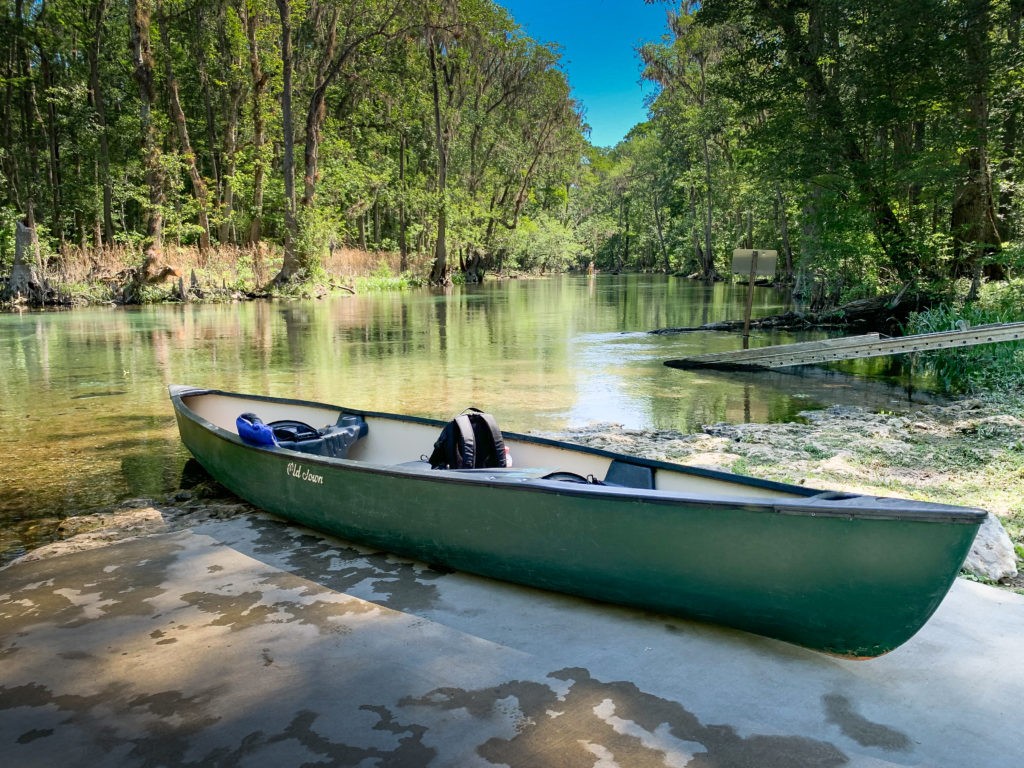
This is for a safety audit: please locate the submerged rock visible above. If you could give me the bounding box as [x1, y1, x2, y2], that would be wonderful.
[4, 497, 253, 568]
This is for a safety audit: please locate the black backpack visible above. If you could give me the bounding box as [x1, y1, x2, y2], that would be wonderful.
[428, 409, 507, 469]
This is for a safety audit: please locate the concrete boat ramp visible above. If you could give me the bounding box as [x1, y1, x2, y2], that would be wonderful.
[1, 513, 1022, 768]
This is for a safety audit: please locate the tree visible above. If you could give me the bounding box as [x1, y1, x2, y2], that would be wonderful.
[84, 0, 115, 245]
[276, 0, 298, 279]
[950, 0, 1000, 299]
[687, 0, 1018, 300]
[157, 0, 213, 253]
[419, 0, 581, 283]
[238, 0, 271, 245]
[422, 0, 461, 285]
[273, 0, 404, 284]
[128, 0, 166, 280]
[642, 5, 729, 280]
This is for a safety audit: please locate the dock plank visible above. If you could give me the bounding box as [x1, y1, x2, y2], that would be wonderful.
[666, 322, 1024, 370]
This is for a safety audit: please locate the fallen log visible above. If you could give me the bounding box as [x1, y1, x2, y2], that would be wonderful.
[650, 292, 928, 336]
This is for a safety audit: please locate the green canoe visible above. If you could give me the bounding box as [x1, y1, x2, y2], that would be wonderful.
[170, 385, 985, 658]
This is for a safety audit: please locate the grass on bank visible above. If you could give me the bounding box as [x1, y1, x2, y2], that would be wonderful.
[3, 243, 431, 306]
[904, 279, 1024, 393]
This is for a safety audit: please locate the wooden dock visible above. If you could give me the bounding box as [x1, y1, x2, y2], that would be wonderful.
[665, 322, 1024, 371]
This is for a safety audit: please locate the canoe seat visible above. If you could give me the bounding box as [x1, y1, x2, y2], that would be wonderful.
[272, 415, 368, 459]
[603, 460, 655, 489]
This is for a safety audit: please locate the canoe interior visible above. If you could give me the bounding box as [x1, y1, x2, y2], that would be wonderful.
[182, 391, 808, 501]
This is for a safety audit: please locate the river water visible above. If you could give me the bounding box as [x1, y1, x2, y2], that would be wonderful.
[0, 274, 925, 562]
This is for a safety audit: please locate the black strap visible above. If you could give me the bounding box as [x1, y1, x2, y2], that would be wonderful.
[471, 411, 506, 467]
[454, 413, 476, 468]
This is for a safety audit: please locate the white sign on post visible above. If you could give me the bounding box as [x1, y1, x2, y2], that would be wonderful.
[733, 249, 778, 350]
[732, 249, 778, 277]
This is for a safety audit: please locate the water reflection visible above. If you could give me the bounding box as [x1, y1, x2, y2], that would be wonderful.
[0, 275, 929, 561]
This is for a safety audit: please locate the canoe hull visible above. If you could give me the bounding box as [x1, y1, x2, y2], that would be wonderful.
[171, 386, 984, 658]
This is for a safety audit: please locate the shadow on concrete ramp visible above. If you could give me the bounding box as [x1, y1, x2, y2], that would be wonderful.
[1, 514, 1021, 767]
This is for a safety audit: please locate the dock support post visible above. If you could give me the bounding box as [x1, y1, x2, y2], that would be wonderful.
[742, 250, 758, 350]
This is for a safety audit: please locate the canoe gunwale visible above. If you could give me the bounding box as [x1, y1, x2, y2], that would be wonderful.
[170, 386, 988, 527]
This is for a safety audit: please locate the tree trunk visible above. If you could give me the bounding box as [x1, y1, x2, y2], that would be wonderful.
[950, 0, 1000, 300]
[398, 133, 408, 272]
[701, 136, 715, 280]
[15, 0, 38, 233]
[301, 7, 340, 207]
[1, 44, 19, 216]
[128, 0, 165, 280]
[689, 185, 701, 271]
[87, 0, 115, 245]
[653, 190, 669, 272]
[427, 29, 449, 285]
[241, 0, 267, 245]
[998, 0, 1023, 241]
[621, 197, 630, 270]
[194, 3, 221, 207]
[220, 81, 242, 244]
[775, 186, 794, 283]
[7, 220, 44, 302]
[158, 4, 212, 253]
[275, 0, 299, 281]
[39, 50, 62, 242]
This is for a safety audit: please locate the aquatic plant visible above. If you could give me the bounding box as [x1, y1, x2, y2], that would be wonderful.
[904, 281, 1024, 393]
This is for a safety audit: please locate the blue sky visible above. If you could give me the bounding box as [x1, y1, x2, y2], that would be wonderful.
[500, 0, 673, 148]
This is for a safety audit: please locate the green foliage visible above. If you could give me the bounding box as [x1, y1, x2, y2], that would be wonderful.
[134, 282, 179, 305]
[0, 205, 18, 273]
[0, 0, 583, 299]
[4, 0, 1024, 307]
[905, 279, 1024, 392]
[573, 0, 1024, 302]
[498, 213, 583, 273]
[355, 263, 422, 292]
[58, 281, 119, 305]
[730, 457, 750, 476]
[292, 206, 339, 282]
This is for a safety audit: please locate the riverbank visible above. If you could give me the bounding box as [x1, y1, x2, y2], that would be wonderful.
[9, 396, 1021, 591]
[0, 242, 553, 310]
[0, 244, 430, 309]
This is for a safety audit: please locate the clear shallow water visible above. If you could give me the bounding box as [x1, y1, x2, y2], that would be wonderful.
[0, 274, 927, 561]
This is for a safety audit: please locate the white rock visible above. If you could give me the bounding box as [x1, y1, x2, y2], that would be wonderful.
[963, 513, 1019, 582]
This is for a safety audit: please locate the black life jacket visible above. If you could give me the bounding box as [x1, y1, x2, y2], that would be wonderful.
[428, 409, 507, 469]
